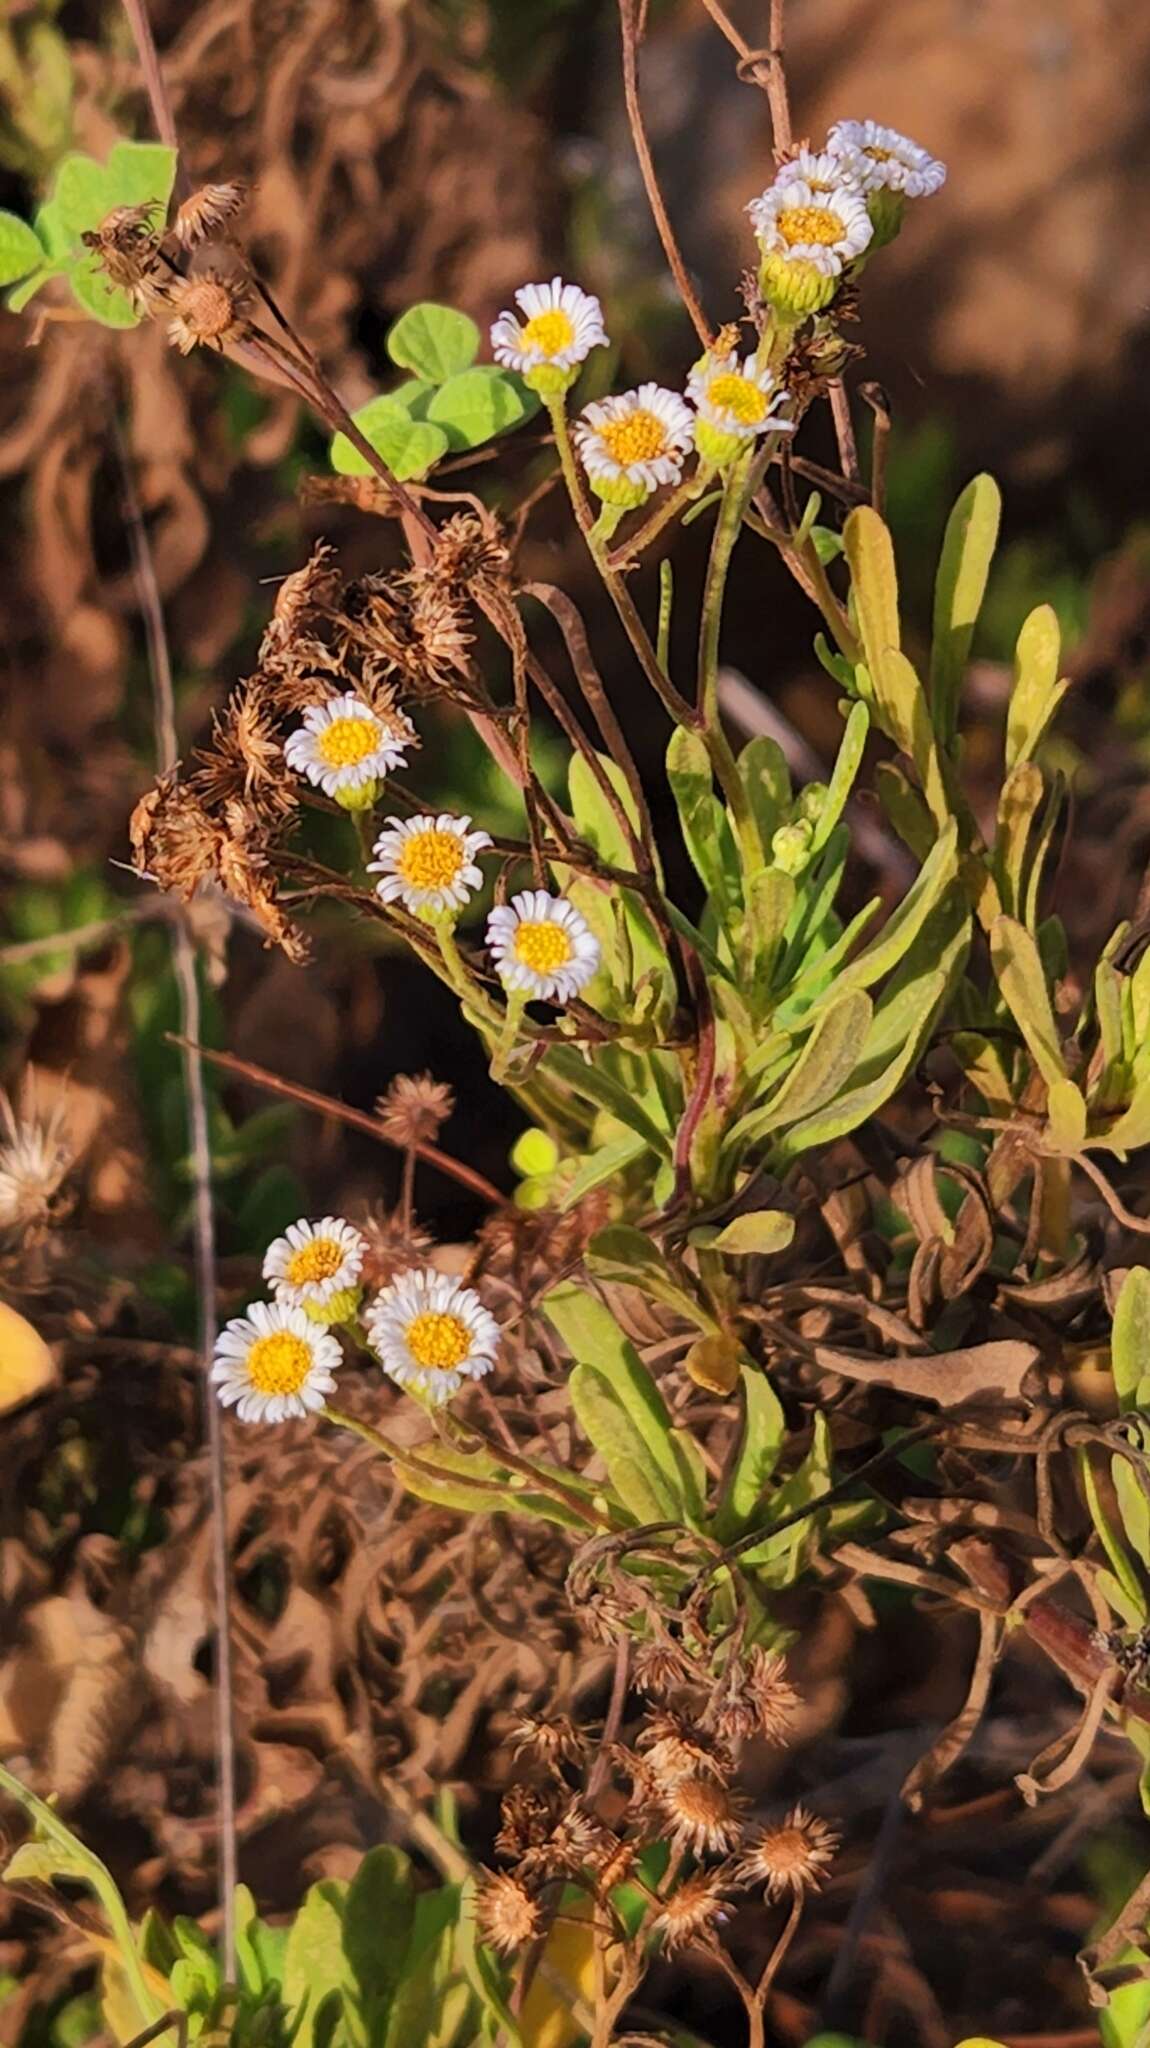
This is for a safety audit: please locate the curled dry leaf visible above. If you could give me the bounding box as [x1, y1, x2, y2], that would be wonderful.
[813, 1338, 1040, 1407]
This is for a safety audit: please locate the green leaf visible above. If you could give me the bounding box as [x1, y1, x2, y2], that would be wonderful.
[1112, 1267, 1150, 1414]
[1006, 603, 1066, 773]
[744, 866, 794, 1010]
[570, 1363, 688, 1524]
[384, 1885, 465, 2048]
[330, 396, 448, 480]
[392, 1441, 598, 1529]
[810, 701, 870, 854]
[284, 1882, 353, 2048]
[737, 735, 791, 851]
[105, 140, 177, 213]
[584, 1224, 716, 1330]
[425, 367, 529, 449]
[546, 1282, 696, 1520]
[50, 152, 110, 237]
[1093, 1073, 1150, 1159]
[343, 1846, 414, 2040]
[667, 726, 742, 926]
[786, 818, 959, 1020]
[1046, 1076, 1087, 1153]
[0, 212, 47, 285]
[737, 1412, 833, 1577]
[691, 1210, 795, 1256]
[558, 1130, 647, 1209]
[774, 969, 947, 1162]
[929, 474, 1001, 745]
[387, 302, 479, 382]
[6, 266, 55, 312]
[990, 914, 1067, 1087]
[727, 989, 873, 1154]
[542, 1044, 672, 1157]
[714, 1364, 787, 1539]
[68, 253, 141, 328]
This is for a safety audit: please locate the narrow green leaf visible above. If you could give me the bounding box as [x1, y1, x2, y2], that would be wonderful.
[330, 395, 448, 480]
[736, 1413, 833, 1577]
[667, 726, 742, 924]
[809, 701, 870, 853]
[929, 473, 1001, 744]
[1046, 1076, 1087, 1153]
[387, 302, 479, 381]
[874, 760, 936, 861]
[570, 1364, 682, 1524]
[774, 970, 947, 1161]
[1079, 1449, 1145, 1619]
[425, 367, 529, 449]
[727, 989, 873, 1153]
[559, 1130, 648, 1209]
[713, 1364, 787, 1538]
[343, 1846, 414, 2037]
[1006, 603, 1065, 772]
[0, 211, 47, 286]
[737, 734, 791, 851]
[545, 1281, 695, 1517]
[803, 818, 959, 1014]
[584, 1223, 715, 1329]
[393, 1443, 597, 1529]
[691, 1210, 795, 1256]
[543, 1044, 672, 1156]
[990, 914, 1067, 1086]
[284, 1882, 354, 2048]
[1112, 1267, 1150, 1413]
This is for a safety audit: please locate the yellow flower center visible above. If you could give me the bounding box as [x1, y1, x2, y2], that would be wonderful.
[405, 1309, 472, 1370]
[865, 144, 894, 163]
[246, 1331, 314, 1395]
[597, 409, 668, 467]
[520, 308, 576, 358]
[397, 829, 466, 891]
[513, 919, 574, 974]
[776, 204, 844, 249]
[706, 373, 768, 426]
[317, 715, 379, 768]
[285, 1237, 343, 1287]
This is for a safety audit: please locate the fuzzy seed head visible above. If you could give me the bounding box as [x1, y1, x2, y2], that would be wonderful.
[736, 1804, 840, 1900]
[652, 1869, 732, 1953]
[477, 1871, 541, 1954]
[376, 1072, 455, 1147]
[660, 1773, 745, 1857]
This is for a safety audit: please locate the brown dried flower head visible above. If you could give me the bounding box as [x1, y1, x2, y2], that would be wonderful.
[659, 1773, 745, 1858]
[168, 272, 248, 355]
[632, 1641, 692, 1699]
[376, 1073, 454, 1149]
[174, 181, 248, 249]
[651, 1868, 732, 1954]
[494, 1784, 560, 1863]
[82, 205, 164, 299]
[715, 1648, 802, 1746]
[510, 1713, 585, 1770]
[358, 1208, 434, 1291]
[477, 1871, 541, 1954]
[736, 1804, 840, 1901]
[639, 1711, 733, 1788]
[544, 1804, 617, 1878]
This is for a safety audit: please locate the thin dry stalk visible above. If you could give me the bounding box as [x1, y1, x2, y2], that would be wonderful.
[112, 416, 238, 1979]
[618, 0, 712, 348]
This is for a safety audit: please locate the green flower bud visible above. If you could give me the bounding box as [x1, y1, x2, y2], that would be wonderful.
[771, 819, 814, 876]
[797, 782, 830, 824]
[693, 417, 745, 470]
[525, 362, 578, 399]
[758, 251, 839, 319]
[334, 778, 379, 813]
[304, 1286, 361, 1326]
[588, 471, 651, 511]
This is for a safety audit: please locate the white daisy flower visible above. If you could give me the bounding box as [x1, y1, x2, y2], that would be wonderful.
[283, 692, 416, 808]
[686, 349, 794, 462]
[368, 812, 492, 918]
[826, 119, 946, 198]
[486, 889, 601, 1004]
[490, 278, 608, 389]
[574, 384, 695, 508]
[263, 1215, 367, 1318]
[211, 1299, 342, 1424]
[785, 145, 851, 195]
[748, 167, 874, 276]
[366, 1266, 501, 1405]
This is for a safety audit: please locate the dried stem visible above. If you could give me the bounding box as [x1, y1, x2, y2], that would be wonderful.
[619, 0, 712, 348]
[112, 415, 237, 1980]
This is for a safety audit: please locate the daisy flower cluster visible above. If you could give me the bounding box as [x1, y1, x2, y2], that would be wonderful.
[211, 1213, 501, 1423]
[487, 120, 942, 510]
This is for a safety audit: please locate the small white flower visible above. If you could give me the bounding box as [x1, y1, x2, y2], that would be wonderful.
[368, 812, 492, 917]
[827, 119, 946, 198]
[211, 1300, 342, 1424]
[284, 692, 415, 799]
[785, 146, 851, 195]
[263, 1215, 366, 1313]
[747, 167, 874, 275]
[686, 350, 794, 442]
[574, 384, 695, 495]
[486, 889, 601, 1003]
[490, 277, 608, 375]
[366, 1267, 501, 1404]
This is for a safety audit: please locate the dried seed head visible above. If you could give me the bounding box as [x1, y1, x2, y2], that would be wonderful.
[651, 1868, 732, 1954]
[736, 1804, 840, 1901]
[167, 272, 247, 354]
[632, 1641, 692, 1699]
[510, 1713, 585, 1769]
[543, 1804, 617, 1878]
[639, 1712, 733, 1787]
[82, 204, 164, 296]
[357, 1207, 435, 1291]
[714, 1648, 802, 1746]
[494, 1784, 560, 1862]
[376, 1073, 455, 1148]
[0, 1085, 76, 1239]
[174, 181, 248, 249]
[477, 1871, 541, 1954]
[659, 1773, 745, 1857]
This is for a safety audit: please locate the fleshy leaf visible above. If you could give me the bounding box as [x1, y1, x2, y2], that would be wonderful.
[1111, 1266, 1150, 1413]
[1006, 603, 1066, 772]
[386, 301, 479, 381]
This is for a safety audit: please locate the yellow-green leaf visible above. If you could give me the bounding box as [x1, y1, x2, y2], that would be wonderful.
[1006, 604, 1066, 772]
[929, 474, 1001, 746]
[1045, 1076, 1087, 1154]
[1112, 1266, 1150, 1413]
[692, 1210, 796, 1257]
[990, 914, 1067, 1086]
